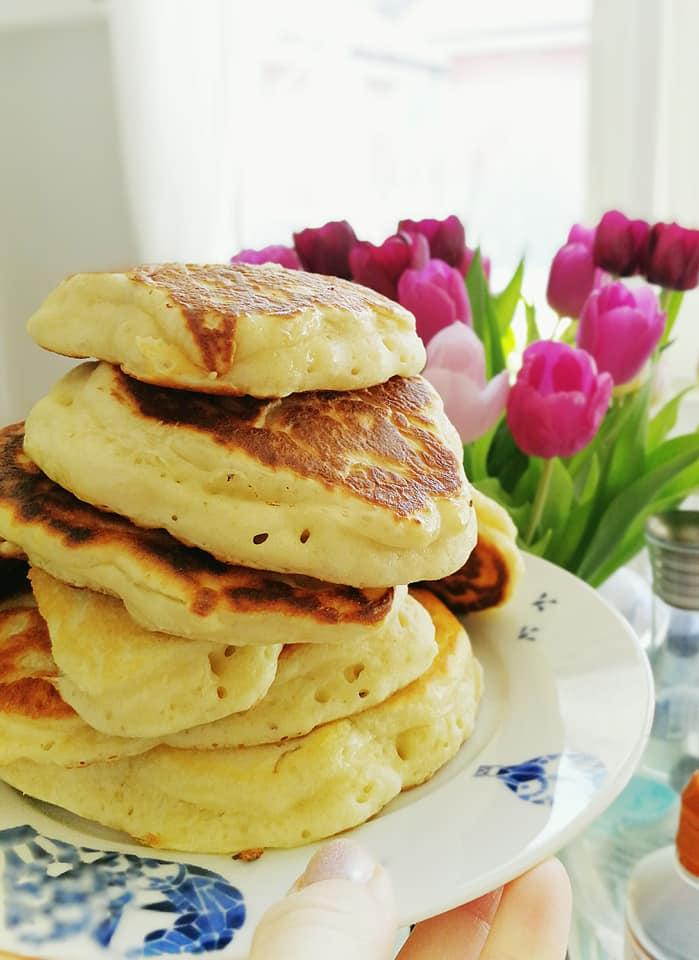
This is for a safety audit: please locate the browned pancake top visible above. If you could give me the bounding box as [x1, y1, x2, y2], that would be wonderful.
[114, 371, 462, 518]
[419, 534, 510, 613]
[0, 605, 73, 718]
[0, 424, 395, 625]
[128, 263, 404, 376]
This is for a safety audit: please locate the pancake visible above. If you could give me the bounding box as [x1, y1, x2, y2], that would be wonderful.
[419, 488, 523, 614]
[0, 424, 404, 644]
[0, 591, 483, 853]
[0, 601, 154, 767]
[26, 262, 426, 397]
[30, 569, 282, 739]
[166, 591, 436, 749]
[24, 364, 476, 587]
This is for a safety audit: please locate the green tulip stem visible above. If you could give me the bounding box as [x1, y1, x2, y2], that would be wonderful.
[525, 458, 555, 547]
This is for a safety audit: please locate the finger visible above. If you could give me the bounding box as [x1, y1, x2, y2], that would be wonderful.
[249, 839, 397, 960]
[480, 858, 572, 960]
[396, 888, 503, 959]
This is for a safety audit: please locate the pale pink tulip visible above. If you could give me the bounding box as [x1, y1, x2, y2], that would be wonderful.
[424, 323, 510, 443]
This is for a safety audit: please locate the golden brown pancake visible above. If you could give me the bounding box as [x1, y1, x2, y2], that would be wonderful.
[0, 424, 404, 644]
[24, 364, 475, 586]
[418, 489, 524, 613]
[26, 262, 426, 397]
[0, 601, 154, 765]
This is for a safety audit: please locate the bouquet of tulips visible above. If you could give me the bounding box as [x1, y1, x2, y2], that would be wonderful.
[231, 212, 699, 587]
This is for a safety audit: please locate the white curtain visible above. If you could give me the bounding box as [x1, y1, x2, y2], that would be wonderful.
[588, 0, 699, 406]
[107, 0, 242, 262]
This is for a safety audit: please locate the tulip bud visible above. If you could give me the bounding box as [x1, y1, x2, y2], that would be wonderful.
[506, 341, 612, 458]
[349, 232, 428, 300]
[546, 223, 602, 317]
[593, 210, 650, 276]
[577, 282, 665, 385]
[292, 220, 358, 278]
[423, 323, 509, 443]
[397, 259, 472, 345]
[230, 245, 301, 269]
[642, 221, 699, 290]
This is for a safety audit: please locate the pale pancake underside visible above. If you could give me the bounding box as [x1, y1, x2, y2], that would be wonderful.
[0, 603, 155, 767]
[0, 591, 483, 853]
[166, 592, 437, 748]
[26, 262, 426, 398]
[23, 363, 476, 587]
[30, 570, 282, 739]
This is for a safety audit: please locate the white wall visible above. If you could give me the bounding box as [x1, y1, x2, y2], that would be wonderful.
[0, 15, 137, 423]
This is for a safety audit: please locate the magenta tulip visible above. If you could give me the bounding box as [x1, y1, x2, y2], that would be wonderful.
[397, 259, 471, 344]
[424, 322, 509, 443]
[349, 231, 429, 300]
[593, 210, 650, 276]
[577, 282, 665, 385]
[230, 245, 301, 269]
[507, 341, 612, 458]
[292, 220, 358, 278]
[642, 221, 699, 290]
[547, 224, 605, 317]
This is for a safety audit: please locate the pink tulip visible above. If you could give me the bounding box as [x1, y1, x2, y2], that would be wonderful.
[507, 341, 612, 458]
[397, 259, 471, 345]
[547, 224, 606, 317]
[424, 323, 509, 443]
[349, 231, 429, 300]
[293, 220, 358, 278]
[230, 245, 301, 269]
[593, 210, 650, 276]
[577, 282, 665, 385]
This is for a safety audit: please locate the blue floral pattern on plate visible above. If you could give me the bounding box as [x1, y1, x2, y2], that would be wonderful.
[0, 825, 245, 956]
[474, 752, 607, 806]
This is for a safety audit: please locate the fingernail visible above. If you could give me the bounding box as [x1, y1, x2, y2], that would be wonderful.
[296, 839, 377, 889]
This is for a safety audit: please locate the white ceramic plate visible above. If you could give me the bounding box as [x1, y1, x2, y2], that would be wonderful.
[0, 555, 653, 959]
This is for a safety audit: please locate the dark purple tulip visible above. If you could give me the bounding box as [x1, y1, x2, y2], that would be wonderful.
[293, 220, 358, 278]
[349, 232, 428, 300]
[230, 245, 301, 269]
[593, 210, 650, 276]
[642, 221, 699, 291]
[398, 215, 466, 270]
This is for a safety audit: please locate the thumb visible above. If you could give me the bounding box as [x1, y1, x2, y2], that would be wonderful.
[249, 839, 397, 960]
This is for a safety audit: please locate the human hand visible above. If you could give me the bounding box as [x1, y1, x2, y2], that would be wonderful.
[249, 838, 572, 959]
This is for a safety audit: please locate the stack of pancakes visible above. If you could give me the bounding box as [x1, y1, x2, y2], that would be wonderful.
[0, 263, 487, 854]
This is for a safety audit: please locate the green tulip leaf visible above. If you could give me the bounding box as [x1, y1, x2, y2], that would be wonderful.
[493, 259, 524, 335]
[466, 250, 506, 378]
[659, 290, 684, 347]
[576, 433, 699, 584]
[524, 301, 540, 345]
[524, 527, 554, 557]
[647, 385, 696, 450]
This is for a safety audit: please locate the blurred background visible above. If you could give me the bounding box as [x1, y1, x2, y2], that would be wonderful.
[1, 0, 698, 425]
